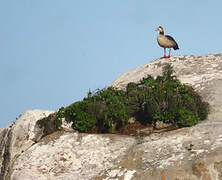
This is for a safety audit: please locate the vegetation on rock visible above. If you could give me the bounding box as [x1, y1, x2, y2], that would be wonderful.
[39, 63, 210, 134]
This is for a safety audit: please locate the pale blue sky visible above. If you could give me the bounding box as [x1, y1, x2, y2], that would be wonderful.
[0, 1, 221, 128]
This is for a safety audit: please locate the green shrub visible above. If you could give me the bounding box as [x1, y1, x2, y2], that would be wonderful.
[128, 63, 209, 128]
[53, 63, 209, 133]
[56, 87, 128, 132]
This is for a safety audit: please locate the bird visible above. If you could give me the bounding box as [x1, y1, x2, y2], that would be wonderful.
[156, 26, 179, 59]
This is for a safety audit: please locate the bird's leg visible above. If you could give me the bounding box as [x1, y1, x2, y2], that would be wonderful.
[166, 48, 171, 58]
[160, 48, 167, 59]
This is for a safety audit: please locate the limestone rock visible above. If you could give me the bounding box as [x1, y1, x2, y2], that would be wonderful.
[11, 132, 135, 180]
[1, 54, 222, 179]
[128, 117, 136, 124]
[0, 110, 54, 180]
[155, 120, 172, 130]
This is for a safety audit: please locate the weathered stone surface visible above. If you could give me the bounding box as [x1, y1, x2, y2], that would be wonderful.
[0, 110, 54, 180]
[155, 120, 172, 130]
[1, 54, 222, 180]
[11, 133, 135, 180]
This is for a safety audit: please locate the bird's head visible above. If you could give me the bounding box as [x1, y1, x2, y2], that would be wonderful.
[155, 26, 164, 33]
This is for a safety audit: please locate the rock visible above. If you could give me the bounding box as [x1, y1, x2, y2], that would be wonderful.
[128, 117, 136, 124]
[2, 54, 222, 179]
[11, 133, 135, 180]
[0, 110, 54, 180]
[155, 120, 172, 130]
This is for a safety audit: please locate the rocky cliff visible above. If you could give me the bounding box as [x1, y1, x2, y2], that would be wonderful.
[1, 54, 222, 180]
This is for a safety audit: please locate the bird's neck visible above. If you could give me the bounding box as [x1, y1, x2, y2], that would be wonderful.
[159, 31, 164, 35]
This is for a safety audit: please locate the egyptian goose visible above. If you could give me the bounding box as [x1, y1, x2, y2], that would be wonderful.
[156, 26, 179, 59]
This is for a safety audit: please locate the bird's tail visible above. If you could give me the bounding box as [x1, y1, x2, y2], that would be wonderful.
[173, 43, 179, 50]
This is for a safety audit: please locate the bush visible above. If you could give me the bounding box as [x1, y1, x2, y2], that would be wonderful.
[56, 88, 128, 132]
[53, 63, 209, 133]
[128, 63, 209, 128]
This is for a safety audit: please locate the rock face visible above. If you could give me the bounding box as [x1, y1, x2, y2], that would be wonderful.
[1, 54, 222, 180]
[0, 110, 54, 180]
[0, 110, 56, 180]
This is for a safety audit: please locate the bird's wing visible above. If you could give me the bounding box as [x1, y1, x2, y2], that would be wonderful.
[165, 35, 176, 42]
[165, 35, 179, 49]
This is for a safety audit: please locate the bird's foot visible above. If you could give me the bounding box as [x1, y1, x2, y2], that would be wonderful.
[160, 56, 170, 59]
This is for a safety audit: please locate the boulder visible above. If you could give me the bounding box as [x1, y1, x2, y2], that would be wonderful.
[1, 54, 222, 179]
[0, 110, 54, 180]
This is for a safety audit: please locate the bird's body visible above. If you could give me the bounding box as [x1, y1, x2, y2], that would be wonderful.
[156, 26, 179, 58]
[157, 34, 179, 50]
